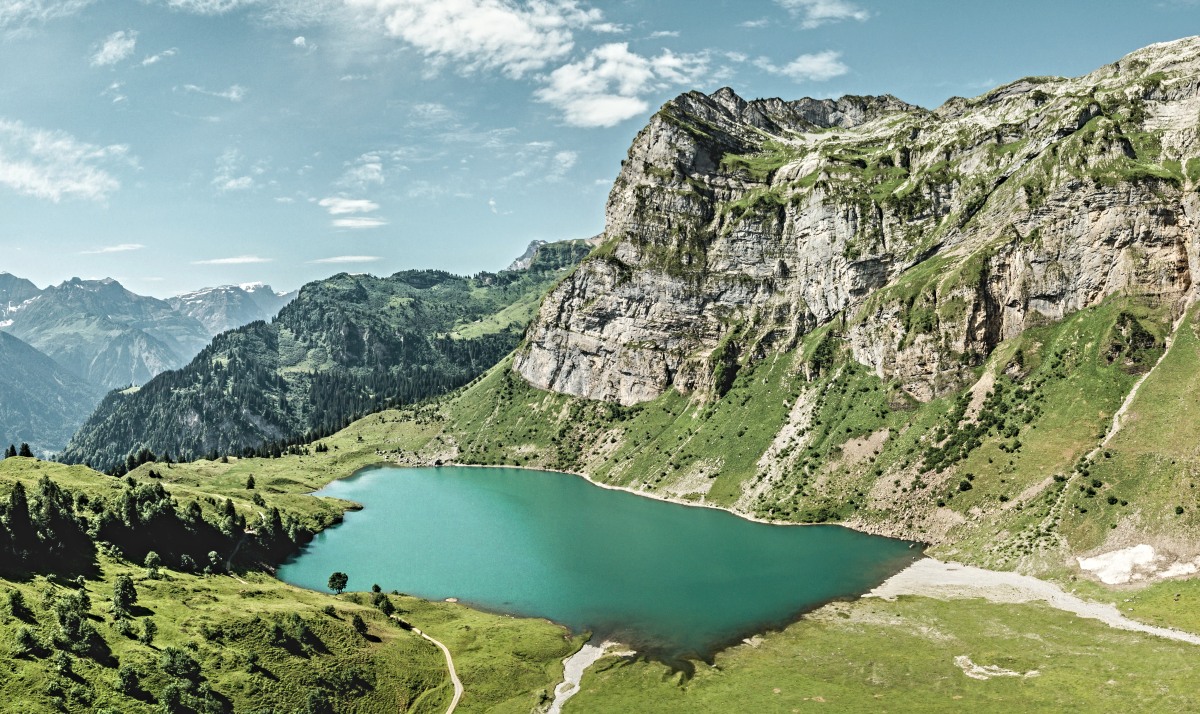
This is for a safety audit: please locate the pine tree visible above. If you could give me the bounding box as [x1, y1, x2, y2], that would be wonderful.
[17, 443, 32, 458]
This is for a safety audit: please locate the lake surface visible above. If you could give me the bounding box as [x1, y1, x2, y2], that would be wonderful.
[278, 466, 922, 657]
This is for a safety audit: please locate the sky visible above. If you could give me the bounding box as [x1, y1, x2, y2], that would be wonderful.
[1, 0, 1198, 297]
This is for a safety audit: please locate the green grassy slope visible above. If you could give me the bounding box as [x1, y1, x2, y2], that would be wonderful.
[0, 458, 578, 713]
[566, 596, 1200, 713]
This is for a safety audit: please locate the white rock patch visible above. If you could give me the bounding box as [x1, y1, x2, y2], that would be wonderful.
[954, 655, 1040, 681]
[1077, 544, 1158, 584]
[1076, 544, 1200, 585]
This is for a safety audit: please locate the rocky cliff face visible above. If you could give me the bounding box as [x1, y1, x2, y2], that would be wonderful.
[516, 37, 1200, 405]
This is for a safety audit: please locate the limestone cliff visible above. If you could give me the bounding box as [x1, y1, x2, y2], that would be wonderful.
[516, 37, 1200, 405]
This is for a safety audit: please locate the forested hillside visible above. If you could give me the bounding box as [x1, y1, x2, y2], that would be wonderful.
[62, 241, 591, 472]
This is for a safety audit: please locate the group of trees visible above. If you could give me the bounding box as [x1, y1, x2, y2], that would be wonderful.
[3, 443, 34, 458]
[0, 474, 312, 578]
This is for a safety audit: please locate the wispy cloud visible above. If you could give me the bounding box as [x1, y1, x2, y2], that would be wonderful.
[755, 50, 848, 82]
[192, 254, 272, 265]
[550, 150, 576, 180]
[156, 0, 257, 13]
[0, 0, 93, 30]
[181, 83, 247, 101]
[308, 255, 382, 264]
[535, 42, 710, 127]
[141, 47, 178, 66]
[292, 34, 318, 52]
[318, 197, 380, 215]
[348, 0, 607, 78]
[776, 0, 869, 29]
[90, 29, 138, 66]
[0, 118, 130, 202]
[211, 148, 261, 192]
[102, 81, 127, 103]
[649, 30, 679, 38]
[332, 217, 388, 229]
[81, 243, 144, 254]
[739, 18, 769, 28]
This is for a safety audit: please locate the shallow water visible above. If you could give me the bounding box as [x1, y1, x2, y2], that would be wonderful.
[277, 466, 922, 657]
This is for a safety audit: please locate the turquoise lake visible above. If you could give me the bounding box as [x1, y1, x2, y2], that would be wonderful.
[277, 466, 923, 657]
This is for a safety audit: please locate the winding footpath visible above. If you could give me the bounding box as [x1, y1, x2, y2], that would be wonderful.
[412, 626, 463, 714]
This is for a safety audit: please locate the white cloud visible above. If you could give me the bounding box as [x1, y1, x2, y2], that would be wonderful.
[347, 0, 606, 78]
[332, 216, 388, 229]
[141, 47, 178, 66]
[81, 243, 144, 254]
[181, 83, 247, 101]
[192, 255, 272, 265]
[292, 35, 306, 47]
[308, 255, 382, 264]
[535, 42, 709, 127]
[776, 0, 869, 29]
[318, 196, 379, 214]
[488, 197, 498, 213]
[338, 153, 386, 188]
[755, 50, 848, 82]
[212, 148, 258, 191]
[157, 0, 256, 13]
[151, 0, 339, 26]
[102, 81, 127, 103]
[90, 29, 138, 67]
[739, 18, 769, 28]
[0, 0, 92, 29]
[550, 150, 576, 180]
[407, 102, 456, 126]
[648, 30, 679, 38]
[0, 118, 129, 202]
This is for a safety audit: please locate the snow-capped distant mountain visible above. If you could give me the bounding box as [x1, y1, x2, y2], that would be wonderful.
[2, 277, 212, 390]
[0, 272, 41, 312]
[168, 283, 297, 337]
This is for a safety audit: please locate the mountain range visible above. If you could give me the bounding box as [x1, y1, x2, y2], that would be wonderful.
[62, 239, 592, 470]
[0, 274, 295, 454]
[168, 282, 296, 337]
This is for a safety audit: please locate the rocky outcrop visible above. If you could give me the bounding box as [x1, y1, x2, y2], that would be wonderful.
[517, 37, 1200, 405]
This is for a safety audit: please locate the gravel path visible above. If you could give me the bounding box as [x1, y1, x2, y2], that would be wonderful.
[867, 558, 1200, 645]
[412, 627, 464, 714]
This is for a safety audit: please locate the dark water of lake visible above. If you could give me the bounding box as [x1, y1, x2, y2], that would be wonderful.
[277, 466, 922, 658]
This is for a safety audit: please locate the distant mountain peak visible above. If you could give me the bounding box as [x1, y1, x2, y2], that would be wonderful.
[506, 240, 549, 271]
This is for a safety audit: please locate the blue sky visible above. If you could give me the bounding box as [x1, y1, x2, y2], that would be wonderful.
[1, 0, 1198, 296]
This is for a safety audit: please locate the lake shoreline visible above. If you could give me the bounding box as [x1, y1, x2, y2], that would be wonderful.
[431, 460, 881, 532]
[285, 462, 923, 659]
